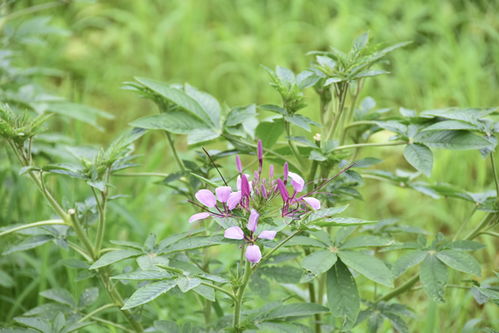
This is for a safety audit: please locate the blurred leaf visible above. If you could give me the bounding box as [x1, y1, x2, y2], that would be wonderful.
[40, 288, 75, 307]
[260, 265, 302, 284]
[403, 143, 433, 176]
[414, 130, 490, 150]
[130, 112, 207, 134]
[111, 270, 172, 281]
[340, 235, 392, 249]
[263, 303, 329, 321]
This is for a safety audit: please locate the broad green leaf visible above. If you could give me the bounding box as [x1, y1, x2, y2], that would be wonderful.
[48, 102, 113, 130]
[414, 130, 490, 150]
[392, 250, 427, 277]
[187, 128, 221, 145]
[111, 270, 172, 281]
[276, 66, 296, 85]
[304, 206, 349, 224]
[13, 317, 51, 333]
[420, 255, 448, 302]
[264, 303, 329, 320]
[192, 284, 215, 302]
[319, 217, 375, 227]
[122, 280, 176, 310]
[40, 288, 75, 307]
[421, 108, 496, 125]
[327, 261, 360, 327]
[89, 249, 142, 270]
[160, 235, 224, 254]
[78, 287, 99, 308]
[135, 77, 212, 125]
[447, 240, 485, 251]
[260, 266, 303, 284]
[436, 250, 480, 276]
[176, 276, 202, 293]
[340, 235, 392, 249]
[422, 120, 478, 132]
[184, 83, 221, 128]
[302, 250, 337, 276]
[284, 236, 328, 248]
[255, 119, 285, 148]
[338, 251, 394, 287]
[403, 143, 433, 176]
[130, 111, 207, 134]
[257, 322, 309, 333]
[285, 114, 319, 132]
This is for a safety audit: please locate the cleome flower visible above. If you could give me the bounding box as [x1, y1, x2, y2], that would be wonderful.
[188, 139, 322, 263]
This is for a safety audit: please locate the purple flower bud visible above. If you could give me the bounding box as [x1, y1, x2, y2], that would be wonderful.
[215, 186, 232, 203]
[288, 172, 305, 193]
[283, 162, 289, 183]
[261, 184, 267, 199]
[189, 212, 210, 223]
[240, 174, 251, 197]
[235, 155, 243, 173]
[247, 209, 259, 232]
[257, 139, 263, 171]
[227, 191, 242, 210]
[269, 164, 274, 178]
[224, 226, 245, 240]
[303, 197, 321, 210]
[245, 244, 262, 263]
[277, 179, 289, 201]
[258, 230, 277, 240]
[195, 189, 217, 207]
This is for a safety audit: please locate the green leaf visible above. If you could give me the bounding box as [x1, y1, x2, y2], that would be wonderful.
[255, 119, 285, 148]
[284, 236, 328, 248]
[176, 276, 202, 292]
[40, 288, 75, 307]
[192, 284, 215, 302]
[285, 114, 319, 132]
[338, 251, 394, 287]
[304, 206, 349, 224]
[134, 77, 212, 125]
[422, 120, 479, 132]
[340, 235, 392, 249]
[3, 235, 53, 255]
[89, 249, 142, 270]
[184, 83, 221, 128]
[420, 255, 448, 302]
[48, 102, 113, 130]
[421, 108, 496, 125]
[327, 261, 360, 327]
[264, 303, 329, 321]
[130, 112, 207, 134]
[160, 235, 224, 254]
[13, 317, 52, 333]
[78, 287, 99, 308]
[318, 217, 375, 227]
[436, 250, 481, 276]
[260, 265, 303, 284]
[121, 280, 176, 310]
[403, 143, 433, 176]
[392, 250, 427, 277]
[0, 270, 14, 288]
[414, 130, 490, 150]
[111, 270, 172, 281]
[302, 250, 337, 276]
[447, 240, 485, 251]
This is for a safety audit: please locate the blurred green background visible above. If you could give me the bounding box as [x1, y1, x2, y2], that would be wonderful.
[1, 0, 498, 331]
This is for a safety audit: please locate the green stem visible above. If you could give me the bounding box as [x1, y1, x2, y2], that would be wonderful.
[79, 303, 117, 323]
[201, 282, 236, 300]
[0, 219, 66, 237]
[165, 132, 186, 172]
[233, 260, 252, 332]
[114, 172, 170, 177]
[95, 169, 110, 255]
[490, 153, 499, 204]
[285, 121, 304, 169]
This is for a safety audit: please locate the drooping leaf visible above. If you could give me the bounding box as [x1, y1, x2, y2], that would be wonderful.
[338, 251, 394, 287]
[414, 130, 490, 150]
[403, 143, 433, 176]
[420, 255, 448, 302]
[327, 261, 360, 328]
[121, 280, 176, 310]
[130, 112, 207, 134]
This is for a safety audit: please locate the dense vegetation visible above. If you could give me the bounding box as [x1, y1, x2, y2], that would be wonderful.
[1, 1, 498, 332]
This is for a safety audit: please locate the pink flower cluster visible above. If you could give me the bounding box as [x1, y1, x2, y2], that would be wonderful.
[188, 140, 320, 263]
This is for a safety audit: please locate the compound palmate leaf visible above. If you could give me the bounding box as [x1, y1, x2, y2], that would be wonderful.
[327, 261, 360, 328]
[122, 280, 177, 310]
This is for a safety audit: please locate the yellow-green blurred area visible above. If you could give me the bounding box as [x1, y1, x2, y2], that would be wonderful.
[2, 0, 499, 331]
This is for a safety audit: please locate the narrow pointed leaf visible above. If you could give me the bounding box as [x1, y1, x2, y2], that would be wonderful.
[338, 251, 394, 287]
[436, 249, 480, 276]
[122, 280, 176, 309]
[327, 261, 360, 327]
[420, 255, 447, 302]
[90, 249, 142, 270]
[403, 143, 433, 176]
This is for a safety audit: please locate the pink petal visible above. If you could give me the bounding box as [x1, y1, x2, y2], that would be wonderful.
[189, 212, 210, 223]
[237, 174, 253, 193]
[195, 189, 216, 208]
[215, 186, 232, 203]
[303, 197, 321, 210]
[227, 191, 242, 210]
[245, 244, 262, 263]
[258, 230, 277, 240]
[224, 226, 244, 240]
[247, 209, 259, 232]
[288, 172, 305, 192]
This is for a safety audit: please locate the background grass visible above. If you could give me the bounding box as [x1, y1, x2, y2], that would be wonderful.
[1, 0, 498, 331]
